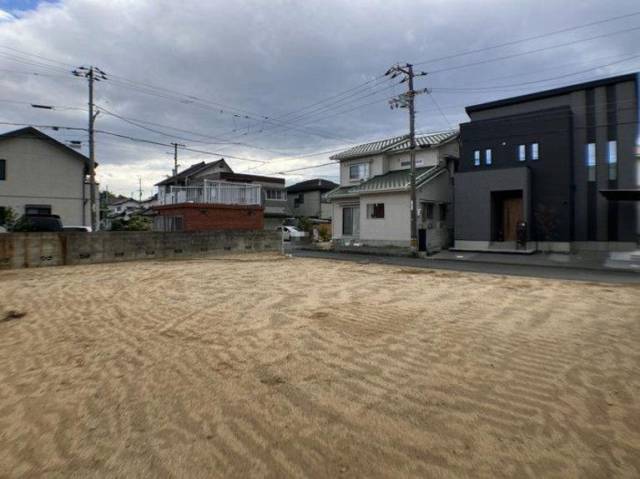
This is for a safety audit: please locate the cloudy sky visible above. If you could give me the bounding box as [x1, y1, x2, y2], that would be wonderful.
[0, 0, 639, 197]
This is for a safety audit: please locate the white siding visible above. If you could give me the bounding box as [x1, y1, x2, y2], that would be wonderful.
[387, 149, 438, 171]
[0, 135, 90, 227]
[359, 192, 410, 245]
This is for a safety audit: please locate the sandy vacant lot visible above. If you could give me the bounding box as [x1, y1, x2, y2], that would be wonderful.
[0, 254, 639, 478]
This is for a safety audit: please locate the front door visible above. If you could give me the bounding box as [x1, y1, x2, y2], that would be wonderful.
[502, 196, 523, 241]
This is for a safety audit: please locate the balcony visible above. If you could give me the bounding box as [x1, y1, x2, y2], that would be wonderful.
[159, 180, 262, 206]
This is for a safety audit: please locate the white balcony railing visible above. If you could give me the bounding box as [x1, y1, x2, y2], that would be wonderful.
[160, 180, 262, 206]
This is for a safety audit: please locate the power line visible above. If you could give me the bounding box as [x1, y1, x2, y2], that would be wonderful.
[0, 121, 86, 131]
[427, 91, 453, 130]
[429, 54, 640, 92]
[413, 10, 640, 66]
[274, 161, 336, 175]
[94, 129, 267, 164]
[425, 25, 640, 75]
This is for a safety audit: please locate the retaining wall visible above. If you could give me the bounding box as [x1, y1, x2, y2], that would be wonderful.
[0, 230, 280, 269]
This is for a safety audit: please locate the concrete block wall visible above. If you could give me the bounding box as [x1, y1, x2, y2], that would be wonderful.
[0, 230, 280, 269]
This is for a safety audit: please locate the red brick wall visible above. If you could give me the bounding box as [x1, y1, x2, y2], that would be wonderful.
[153, 203, 264, 231]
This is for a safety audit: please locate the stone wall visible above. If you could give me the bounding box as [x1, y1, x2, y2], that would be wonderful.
[0, 230, 280, 269]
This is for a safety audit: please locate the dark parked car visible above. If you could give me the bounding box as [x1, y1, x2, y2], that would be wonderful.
[13, 214, 63, 232]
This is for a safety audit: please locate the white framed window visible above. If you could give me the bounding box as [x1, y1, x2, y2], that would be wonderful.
[485, 149, 492, 166]
[473, 150, 480, 167]
[607, 140, 617, 181]
[531, 143, 539, 161]
[518, 144, 526, 162]
[586, 143, 596, 182]
[349, 163, 369, 181]
[266, 189, 286, 200]
[366, 203, 385, 219]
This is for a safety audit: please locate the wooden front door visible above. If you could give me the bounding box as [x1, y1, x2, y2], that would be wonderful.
[502, 196, 523, 241]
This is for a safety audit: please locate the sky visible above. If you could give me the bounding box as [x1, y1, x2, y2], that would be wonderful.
[0, 0, 639, 198]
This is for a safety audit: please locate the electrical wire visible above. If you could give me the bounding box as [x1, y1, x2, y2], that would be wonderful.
[413, 10, 640, 66]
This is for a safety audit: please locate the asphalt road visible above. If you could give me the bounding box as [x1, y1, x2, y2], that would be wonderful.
[290, 250, 640, 284]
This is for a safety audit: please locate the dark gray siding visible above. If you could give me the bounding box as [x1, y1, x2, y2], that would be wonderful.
[459, 107, 573, 241]
[458, 75, 638, 244]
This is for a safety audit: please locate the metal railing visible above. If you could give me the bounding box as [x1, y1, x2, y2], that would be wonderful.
[160, 180, 262, 206]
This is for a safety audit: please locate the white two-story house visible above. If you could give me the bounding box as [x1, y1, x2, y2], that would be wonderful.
[155, 159, 288, 229]
[326, 130, 459, 252]
[0, 127, 95, 229]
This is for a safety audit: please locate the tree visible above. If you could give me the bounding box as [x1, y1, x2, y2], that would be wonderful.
[0, 207, 16, 230]
[124, 215, 152, 231]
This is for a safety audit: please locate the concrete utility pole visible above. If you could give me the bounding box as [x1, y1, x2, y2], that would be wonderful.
[171, 142, 185, 177]
[138, 177, 143, 202]
[386, 64, 428, 254]
[73, 66, 107, 231]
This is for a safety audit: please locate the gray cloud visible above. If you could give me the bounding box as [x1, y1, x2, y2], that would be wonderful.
[0, 0, 638, 196]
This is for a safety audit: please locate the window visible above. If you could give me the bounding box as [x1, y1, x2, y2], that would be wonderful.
[0, 206, 5, 226]
[342, 207, 354, 235]
[349, 163, 369, 181]
[25, 204, 51, 216]
[367, 203, 384, 219]
[518, 145, 526, 162]
[485, 149, 492, 165]
[401, 159, 423, 167]
[586, 143, 596, 182]
[423, 202, 434, 221]
[293, 193, 304, 207]
[0, 159, 5, 180]
[531, 143, 539, 161]
[607, 140, 617, 181]
[473, 150, 480, 167]
[439, 203, 448, 222]
[266, 189, 286, 200]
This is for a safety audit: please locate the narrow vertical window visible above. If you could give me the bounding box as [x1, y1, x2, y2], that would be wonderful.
[586, 143, 596, 182]
[342, 207, 353, 235]
[485, 149, 492, 166]
[518, 145, 526, 162]
[473, 150, 480, 167]
[607, 141, 617, 181]
[0, 159, 5, 180]
[531, 143, 539, 161]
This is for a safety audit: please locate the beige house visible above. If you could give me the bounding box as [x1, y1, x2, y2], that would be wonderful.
[326, 130, 459, 252]
[0, 127, 94, 228]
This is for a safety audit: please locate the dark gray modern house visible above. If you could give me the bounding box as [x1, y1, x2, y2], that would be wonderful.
[455, 73, 639, 253]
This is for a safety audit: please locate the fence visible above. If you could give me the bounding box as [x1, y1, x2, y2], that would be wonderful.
[161, 180, 261, 206]
[0, 230, 280, 269]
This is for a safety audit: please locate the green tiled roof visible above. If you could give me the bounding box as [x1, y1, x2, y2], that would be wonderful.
[330, 130, 458, 161]
[325, 165, 445, 199]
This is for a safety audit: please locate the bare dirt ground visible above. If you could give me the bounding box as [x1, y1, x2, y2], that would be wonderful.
[1, 253, 639, 478]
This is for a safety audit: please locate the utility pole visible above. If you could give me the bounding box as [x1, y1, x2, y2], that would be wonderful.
[386, 64, 428, 254]
[171, 142, 185, 177]
[138, 177, 143, 202]
[73, 66, 107, 231]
